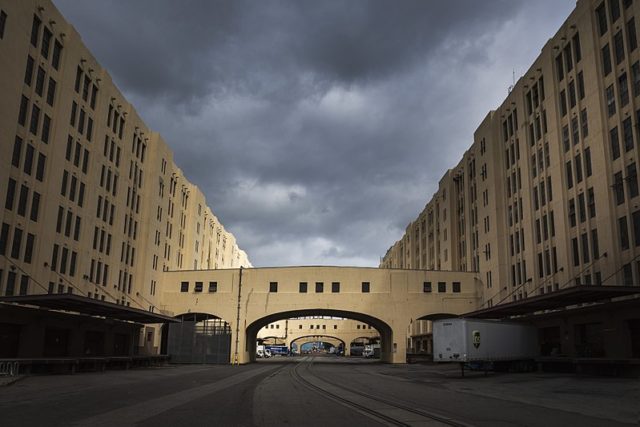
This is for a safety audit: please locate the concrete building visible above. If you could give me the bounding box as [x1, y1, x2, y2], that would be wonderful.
[382, 0, 640, 362]
[0, 0, 250, 360]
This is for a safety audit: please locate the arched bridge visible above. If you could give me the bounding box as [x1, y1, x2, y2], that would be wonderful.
[159, 266, 479, 363]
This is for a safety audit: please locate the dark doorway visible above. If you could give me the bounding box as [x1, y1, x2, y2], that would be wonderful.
[628, 319, 640, 358]
[83, 331, 105, 356]
[113, 333, 130, 356]
[0, 323, 21, 358]
[44, 328, 69, 357]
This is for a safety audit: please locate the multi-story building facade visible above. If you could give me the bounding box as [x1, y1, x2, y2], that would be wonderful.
[0, 0, 250, 357]
[383, 0, 640, 360]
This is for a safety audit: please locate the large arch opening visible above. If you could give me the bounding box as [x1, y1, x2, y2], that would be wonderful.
[166, 312, 232, 364]
[245, 309, 393, 363]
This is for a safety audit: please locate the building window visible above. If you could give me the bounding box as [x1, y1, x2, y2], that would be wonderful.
[331, 282, 340, 293]
[619, 216, 630, 250]
[0, 10, 6, 39]
[452, 282, 461, 293]
[315, 282, 323, 293]
[361, 282, 370, 293]
[438, 282, 446, 293]
[423, 282, 432, 293]
[194, 282, 203, 292]
[299, 282, 307, 293]
[269, 282, 278, 293]
[180, 281, 188, 292]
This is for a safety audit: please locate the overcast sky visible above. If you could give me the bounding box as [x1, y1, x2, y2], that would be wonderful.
[53, 0, 574, 267]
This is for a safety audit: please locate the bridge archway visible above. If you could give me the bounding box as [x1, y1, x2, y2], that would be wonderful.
[165, 312, 232, 364]
[290, 335, 346, 354]
[246, 309, 392, 363]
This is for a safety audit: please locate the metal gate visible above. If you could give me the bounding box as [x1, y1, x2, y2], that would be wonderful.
[167, 314, 231, 364]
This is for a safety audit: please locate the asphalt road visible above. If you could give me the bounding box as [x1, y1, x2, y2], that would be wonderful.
[0, 355, 637, 426]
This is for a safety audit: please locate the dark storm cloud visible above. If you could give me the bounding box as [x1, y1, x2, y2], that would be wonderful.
[53, 0, 574, 266]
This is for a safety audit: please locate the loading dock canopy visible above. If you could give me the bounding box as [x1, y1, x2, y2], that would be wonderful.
[0, 294, 178, 324]
[463, 285, 640, 319]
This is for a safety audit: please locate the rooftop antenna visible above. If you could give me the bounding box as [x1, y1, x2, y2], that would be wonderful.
[508, 68, 516, 94]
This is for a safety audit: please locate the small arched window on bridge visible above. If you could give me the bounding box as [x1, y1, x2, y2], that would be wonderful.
[361, 282, 370, 293]
[315, 282, 324, 293]
[299, 282, 307, 293]
[331, 282, 340, 293]
[269, 282, 278, 292]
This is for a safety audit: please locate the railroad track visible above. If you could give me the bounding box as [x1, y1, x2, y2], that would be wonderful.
[290, 357, 471, 427]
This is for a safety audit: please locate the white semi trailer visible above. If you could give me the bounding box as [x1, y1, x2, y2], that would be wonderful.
[433, 318, 539, 375]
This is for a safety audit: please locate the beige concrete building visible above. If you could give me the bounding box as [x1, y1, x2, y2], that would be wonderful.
[382, 0, 640, 361]
[0, 0, 250, 359]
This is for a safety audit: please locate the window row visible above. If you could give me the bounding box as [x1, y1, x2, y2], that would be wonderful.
[92, 226, 112, 256]
[55, 206, 81, 241]
[103, 136, 122, 167]
[30, 15, 62, 70]
[12, 136, 46, 181]
[535, 211, 556, 244]
[100, 165, 119, 197]
[118, 270, 133, 294]
[65, 136, 90, 174]
[502, 109, 519, 142]
[0, 223, 35, 264]
[511, 260, 528, 287]
[70, 101, 94, 141]
[50, 244, 77, 277]
[89, 258, 108, 286]
[5, 179, 40, 222]
[571, 229, 600, 267]
[565, 148, 593, 189]
[96, 195, 115, 226]
[618, 209, 640, 250]
[537, 247, 559, 278]
[610, 112, 639, 160]
[568, 188, 596, 227]
[1, 270, 30, 297]
[180, 281, 218, 293]
[422, 281, 461, 293]
[74, 66, 98, 109]
[601, 20, 637, 76]
[120, 241, 136, 267]
[533, 177, 554, 211]
[555, 32, 582, 82]
[107, 104, 125, 139]
[509, 229, 526, 257]
[124, 214, 138, 240]
[613, 164, 639, 205]
[18, 95, 52, 143]
[525, 77, 546, 116]
[24, 55, 57, 107]
[60, 170, 86, 207]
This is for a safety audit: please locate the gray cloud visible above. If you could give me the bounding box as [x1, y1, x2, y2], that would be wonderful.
[53, 0, 574, 266]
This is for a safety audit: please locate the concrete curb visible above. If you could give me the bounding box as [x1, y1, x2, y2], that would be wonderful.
[0, 376, 26, 387]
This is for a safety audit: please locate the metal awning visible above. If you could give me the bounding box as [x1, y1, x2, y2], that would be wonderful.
[462, 285, 640, 319]
[0, 294, 178, 324]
